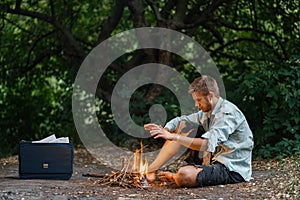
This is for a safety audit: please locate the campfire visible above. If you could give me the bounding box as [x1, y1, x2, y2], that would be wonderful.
[97, 141, 150, 189]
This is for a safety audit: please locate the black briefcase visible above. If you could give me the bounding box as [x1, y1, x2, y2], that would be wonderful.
[18, 141, 74, 180]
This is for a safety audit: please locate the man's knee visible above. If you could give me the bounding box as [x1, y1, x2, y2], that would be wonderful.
[174, 166, 201, 187]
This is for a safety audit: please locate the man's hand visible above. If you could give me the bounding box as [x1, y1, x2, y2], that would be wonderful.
[144, 123, 160, 131]
[144, 123, 173, 140]
[149, 126, 175, 141]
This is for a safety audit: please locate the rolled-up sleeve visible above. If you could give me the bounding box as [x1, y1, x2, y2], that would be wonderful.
[201, 110, 245, 152]
[164, 112, 202, 132]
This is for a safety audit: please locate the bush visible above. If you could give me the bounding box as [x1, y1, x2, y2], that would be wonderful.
[0, 75, 79, 158]
[258, 134, 300, 159]
[235, 55, 300, 158]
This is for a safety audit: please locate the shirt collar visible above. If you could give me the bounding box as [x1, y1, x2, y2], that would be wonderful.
[201, 97, 224, 121]
[212, 97, 224, 116]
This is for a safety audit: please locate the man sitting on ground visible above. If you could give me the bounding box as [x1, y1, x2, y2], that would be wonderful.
[144, 75, 254, 187]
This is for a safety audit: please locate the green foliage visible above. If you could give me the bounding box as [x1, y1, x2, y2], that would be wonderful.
[0, 72, 78, 158]
[257, 134, 300, 159]
[0, 0, 299, 159]
[233, 56, 300, 158]
[0, 0, 112, 158]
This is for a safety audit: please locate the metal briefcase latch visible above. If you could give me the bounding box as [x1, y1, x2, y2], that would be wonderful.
[43, 163, 49, 169]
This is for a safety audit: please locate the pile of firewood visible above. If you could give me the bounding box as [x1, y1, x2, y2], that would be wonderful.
[96, 170, 148, 189]
[92, 156, 149, 189]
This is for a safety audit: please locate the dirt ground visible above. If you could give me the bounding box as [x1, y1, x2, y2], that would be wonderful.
[0, 148, 299, 200]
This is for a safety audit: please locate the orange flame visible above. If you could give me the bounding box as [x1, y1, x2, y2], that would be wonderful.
[133, 141, 148, 176]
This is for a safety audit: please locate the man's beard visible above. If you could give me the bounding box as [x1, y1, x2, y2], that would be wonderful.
[200, 97, 212, 112]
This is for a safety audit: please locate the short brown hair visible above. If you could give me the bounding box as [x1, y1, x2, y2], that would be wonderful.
[188, 75, 220, 97]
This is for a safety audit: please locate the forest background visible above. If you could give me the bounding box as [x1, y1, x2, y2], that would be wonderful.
[0, 0, 299, 159]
